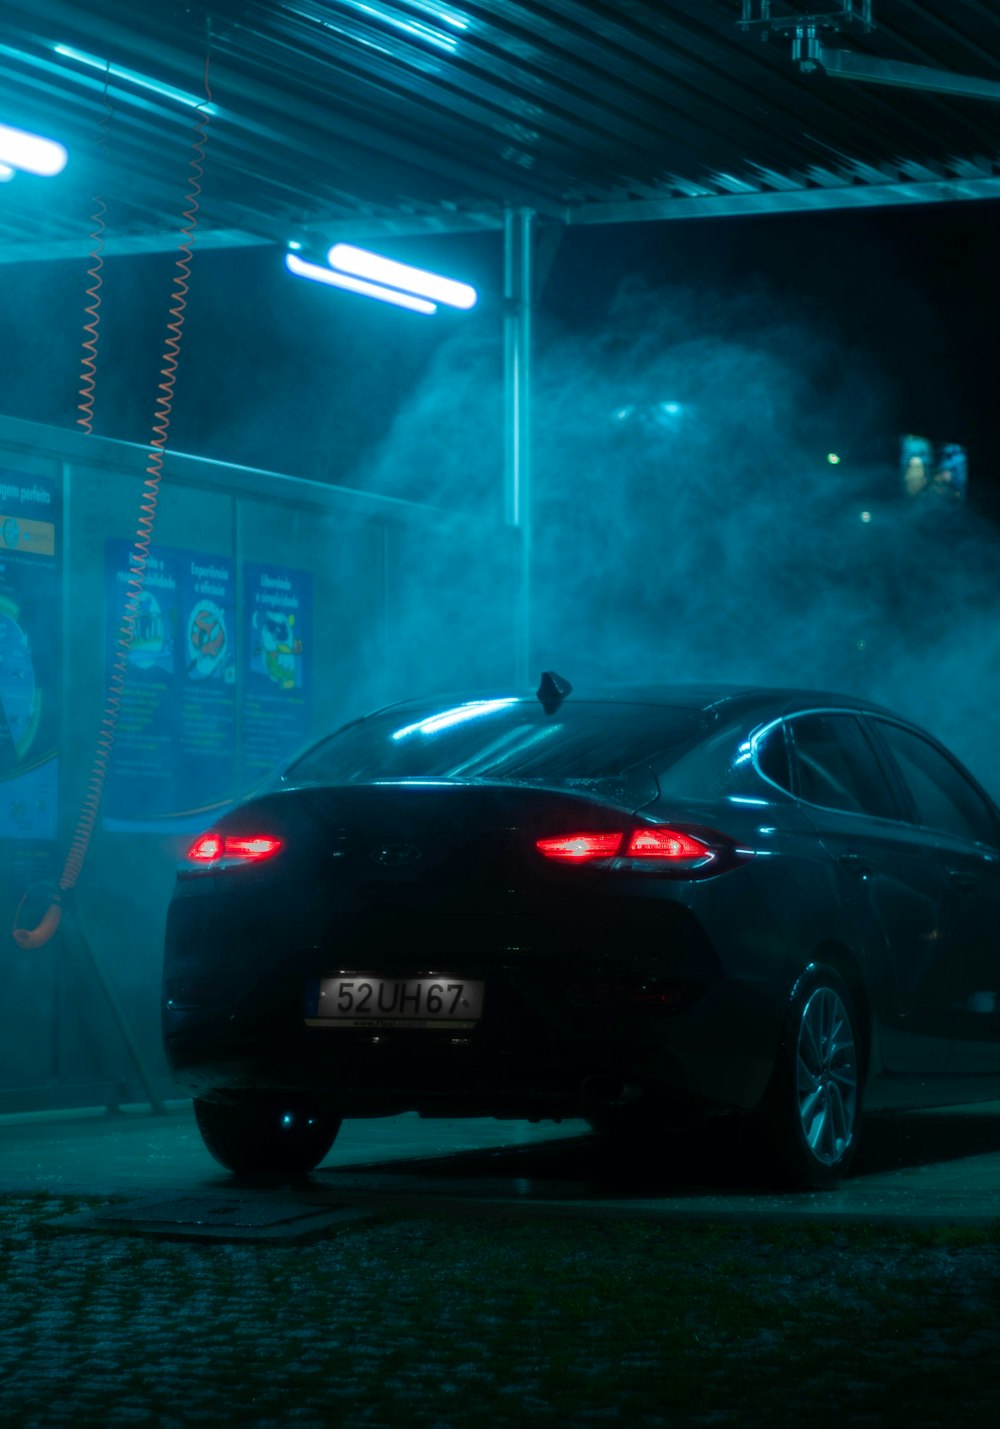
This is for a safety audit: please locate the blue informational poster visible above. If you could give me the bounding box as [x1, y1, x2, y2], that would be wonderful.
[244, 562, 312, 781]
[0, 470, 61, 847]
[104, 541, 238, 832]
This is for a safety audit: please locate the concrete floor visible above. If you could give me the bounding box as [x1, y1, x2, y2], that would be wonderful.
[2, 1098, 1000, 1226]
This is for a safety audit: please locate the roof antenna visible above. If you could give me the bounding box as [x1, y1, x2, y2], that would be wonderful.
[536, 670, 572, 715]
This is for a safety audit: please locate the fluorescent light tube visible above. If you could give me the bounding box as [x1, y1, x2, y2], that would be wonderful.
[285, 252, 437, 314]
[0, 122, 67, 176]
[328, 243, 477, 309]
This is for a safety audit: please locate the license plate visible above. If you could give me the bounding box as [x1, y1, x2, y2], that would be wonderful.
[306, 976, 484, 1029]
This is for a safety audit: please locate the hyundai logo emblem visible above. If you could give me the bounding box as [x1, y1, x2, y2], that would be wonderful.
[370, 841, 423, 867]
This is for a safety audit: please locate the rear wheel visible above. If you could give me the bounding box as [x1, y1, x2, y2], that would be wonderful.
[193, 1094, 342, 1176]
[758, 965, 863, 1189]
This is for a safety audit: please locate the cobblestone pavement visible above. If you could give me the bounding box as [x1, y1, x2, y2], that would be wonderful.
[1, 1195, 999, 1428]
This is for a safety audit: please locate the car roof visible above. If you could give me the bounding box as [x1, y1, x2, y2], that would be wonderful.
[377, 683, 909, 724]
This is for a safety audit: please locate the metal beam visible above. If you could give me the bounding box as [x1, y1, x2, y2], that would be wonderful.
[0, 228, 273, 264]
[0, 413, 507, 530]
[296, 211, 505, 242]
[6, 165, 1000, 259]
[0, 210, 511, 261]
[503, 207, 533, 689]
[818, 47, 1000, 101]
[567, 171, 1000, 225]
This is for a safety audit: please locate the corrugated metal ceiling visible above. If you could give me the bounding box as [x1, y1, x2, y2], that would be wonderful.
[1, 0, 1000, 262]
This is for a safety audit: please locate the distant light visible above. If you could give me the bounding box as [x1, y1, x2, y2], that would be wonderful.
[860, 510, 872, 523]
[0, 122, 67, 176]
[286, 252, 437, 314]
[660, 401, 682, 416]
[392, 698, 518, 740]
[613, 406, 633, 422]
[287, 240, 303, 251]
[0, 163, 14, 182]
[827, 452, 841, 465]
[54, 44, 217, 114]
[857, 640, 868, 651]
[328, 243, 477, 309]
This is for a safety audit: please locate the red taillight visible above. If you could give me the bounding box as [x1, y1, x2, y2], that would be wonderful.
[188, 833, 223, 862]
[186, 832, 284, 865]
[536, 832, 623, 861]
[224, 836, 284, 860]
[537, 823, 734, 876]
[626, 828, 712, 860]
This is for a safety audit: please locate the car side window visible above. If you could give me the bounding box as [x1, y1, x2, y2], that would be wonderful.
[754, 724, 792, 792]
[873, 720, 998, 847]
[787, 713, 897, 820]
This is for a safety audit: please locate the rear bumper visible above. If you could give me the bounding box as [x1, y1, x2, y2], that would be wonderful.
[163, 968, 779, 1118]
[163, 867, 784, 1118]
[164, 1027, 681, 1118]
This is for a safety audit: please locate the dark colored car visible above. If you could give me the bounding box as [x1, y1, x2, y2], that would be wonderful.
[162, 677, 1000, 1188]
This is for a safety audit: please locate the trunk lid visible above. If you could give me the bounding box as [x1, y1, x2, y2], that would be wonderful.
[207, 778, 648, 903]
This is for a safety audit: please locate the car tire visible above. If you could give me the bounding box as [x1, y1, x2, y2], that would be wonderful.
[757, 964, 863, 1190]
[193, 1094, 342, 1176]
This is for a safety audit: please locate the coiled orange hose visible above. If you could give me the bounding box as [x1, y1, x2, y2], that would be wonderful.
[13, 57, 212, 951]
[77, 66, 112, 435]
[76, 194, 105, 435]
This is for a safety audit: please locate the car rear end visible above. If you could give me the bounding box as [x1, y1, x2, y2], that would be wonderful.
[162, 694, 797, 1121]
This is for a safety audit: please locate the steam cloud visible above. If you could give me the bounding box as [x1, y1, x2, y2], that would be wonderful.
[355, 275, 999, 796]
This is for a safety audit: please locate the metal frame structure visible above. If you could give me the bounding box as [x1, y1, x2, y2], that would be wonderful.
[1, 3, 1000, 257]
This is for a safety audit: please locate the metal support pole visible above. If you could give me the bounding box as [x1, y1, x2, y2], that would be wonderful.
[503, 207, 533, 689]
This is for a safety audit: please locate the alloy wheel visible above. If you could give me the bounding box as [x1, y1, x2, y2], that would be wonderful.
[795, 986, 858, 1166]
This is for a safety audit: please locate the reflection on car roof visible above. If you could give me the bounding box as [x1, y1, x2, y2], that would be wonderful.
[378, 684, 905, 722]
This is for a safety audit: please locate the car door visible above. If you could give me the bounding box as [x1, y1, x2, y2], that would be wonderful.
[784, 710, 950, 1075]
[869, 718, 1000, 1076]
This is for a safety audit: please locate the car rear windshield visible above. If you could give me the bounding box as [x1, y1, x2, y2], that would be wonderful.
[283, 700, 706, 794]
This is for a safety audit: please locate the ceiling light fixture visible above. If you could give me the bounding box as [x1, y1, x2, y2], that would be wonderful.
[328, 243, 477, 309]
[0, 122, 67, 176]
[285, 252, 437, 314]
[53, 44, 217, 114]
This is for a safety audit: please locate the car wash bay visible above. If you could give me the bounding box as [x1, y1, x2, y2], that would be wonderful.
[3, 6, 1000, 1422]
[4, 0, 1000, 1136]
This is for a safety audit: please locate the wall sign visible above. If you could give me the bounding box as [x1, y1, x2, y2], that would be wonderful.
[0, 470, 60, 844]
[104, 541, 237, 832]
[243, 562, 312, 781]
